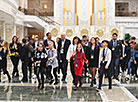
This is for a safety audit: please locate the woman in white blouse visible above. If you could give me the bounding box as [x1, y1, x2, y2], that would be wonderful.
[67, 36, 81, 84]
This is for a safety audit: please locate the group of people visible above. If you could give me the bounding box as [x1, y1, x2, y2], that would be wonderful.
[0, 32, 137, 90]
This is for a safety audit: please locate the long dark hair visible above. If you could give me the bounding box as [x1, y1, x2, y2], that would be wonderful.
[72, 36, 81, 45]
[74, 43, 83, 63]
[12, 36, 18, 44]
[89, 37, 98, 49]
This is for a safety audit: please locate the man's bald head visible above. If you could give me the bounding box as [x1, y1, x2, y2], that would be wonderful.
[61, 33, 66, 40]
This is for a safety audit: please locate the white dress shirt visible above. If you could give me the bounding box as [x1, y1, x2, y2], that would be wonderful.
[99, 47, 111, 67]
[61, 39, 66, 48]
[66, 44, 77, 60]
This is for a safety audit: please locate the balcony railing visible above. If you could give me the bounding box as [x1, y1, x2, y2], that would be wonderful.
[18, 8, 60, 25]
[115, 11, 138, 17]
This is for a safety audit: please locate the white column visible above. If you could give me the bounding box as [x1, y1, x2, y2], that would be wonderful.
[44, 26, 47, 39]
[21, 0, 24, 8]
[24, 27, 28, 36]
[3, 22, 6, 40]
[13, 24, 16, 36]
[21, 26, 24, 39]
[120, 26, 125, 40]
[24, 0, 28, 9]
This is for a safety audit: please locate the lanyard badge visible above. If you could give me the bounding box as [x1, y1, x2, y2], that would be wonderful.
[90, 47, 95, 59]
[75, 52, 81, 68]
[91, 55, 94, 59]
[75, 63, 78, 67]
[60, 48, 64, 54]
[0, 56, 2, 60]
[112, 47, 115, 51]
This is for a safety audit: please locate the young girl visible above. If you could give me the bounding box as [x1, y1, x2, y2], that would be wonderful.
[0, 41, 11, 82]
[34, 42, 48, 89]
[67, 36, 80, 84]
[70, 43, 89, 90]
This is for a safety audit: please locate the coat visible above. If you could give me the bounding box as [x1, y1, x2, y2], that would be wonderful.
[70, 51, 88, 76]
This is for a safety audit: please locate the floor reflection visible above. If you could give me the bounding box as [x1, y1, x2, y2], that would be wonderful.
[121, 76, 138, 84]
[126, 87, 138, 99]
[0, 86, 102, 101]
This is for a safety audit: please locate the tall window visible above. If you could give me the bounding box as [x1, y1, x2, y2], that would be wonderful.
[115, 3, 129, 16]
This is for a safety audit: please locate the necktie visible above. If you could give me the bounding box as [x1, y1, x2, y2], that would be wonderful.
[103, 48, 105, 61]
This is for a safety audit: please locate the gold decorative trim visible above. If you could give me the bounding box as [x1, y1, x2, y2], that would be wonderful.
[111, 28, 119, 35]
[96, 29, 104, 37]
[81, 29, 88, 36]
[51, 28, 58, 37]
[66, 29, 73, 37]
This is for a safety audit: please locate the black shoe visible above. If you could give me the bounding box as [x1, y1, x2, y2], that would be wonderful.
[109, 87, 112, 90]
[54, 81, 58, 85]
[29, 75, 32, 80]
[116, 77, 119, 81]
[12, 75, 15, 79]
[62, 78, 65, 81]
[72, 80, 75, 84]
[97, 87, 101, 90]
[15, 73, 19, 77]
[79, 83, 82, 87]
[38, 83, 41, 89]
[94, 79, 96, 84]
[41, 85, 44, 90]
[49, 80, 54, 85]
[74, 87, 77, 91]
[8, 77, 11, 83]
[90, 81, 93, 87]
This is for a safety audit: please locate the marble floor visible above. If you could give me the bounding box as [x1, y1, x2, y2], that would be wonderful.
[0, 58, 138, 102]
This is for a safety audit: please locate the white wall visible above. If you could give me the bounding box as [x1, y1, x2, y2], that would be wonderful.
[125, 27, 138, 38]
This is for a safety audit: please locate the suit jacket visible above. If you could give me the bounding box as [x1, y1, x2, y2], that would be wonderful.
[87, 46, 100, 65]
[21, 44, 29, 62]
[32, 41, 39, 49]
[108, 40, 123, 58]
[57, 39, 71, 58]
[43, 39, 56, 48]
[82, 45, 89, 59]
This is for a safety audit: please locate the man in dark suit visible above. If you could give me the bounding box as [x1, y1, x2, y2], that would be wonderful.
[108, 33, 123, 80]
[81, 40, 89, 77]
[57, 33, 71, 82]
[21, 39, 29, 82]
[43, 32, 56, 48]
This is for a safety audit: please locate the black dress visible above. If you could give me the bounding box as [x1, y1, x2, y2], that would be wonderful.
[88, 46, 100, 68]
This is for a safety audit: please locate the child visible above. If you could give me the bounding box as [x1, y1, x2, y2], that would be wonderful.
[98, 40, 112, 90]
[70, 43, 89, 90]
[34, 42, 48, 89]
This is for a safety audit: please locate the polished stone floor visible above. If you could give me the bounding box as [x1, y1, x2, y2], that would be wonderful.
[0, 58, 138, 102]
[0, 85, 102, 101]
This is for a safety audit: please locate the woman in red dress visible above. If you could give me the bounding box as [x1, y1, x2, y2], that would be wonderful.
[70, 43, 89, 90]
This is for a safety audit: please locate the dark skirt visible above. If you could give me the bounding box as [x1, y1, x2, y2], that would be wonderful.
[89, 59, 98, 68]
